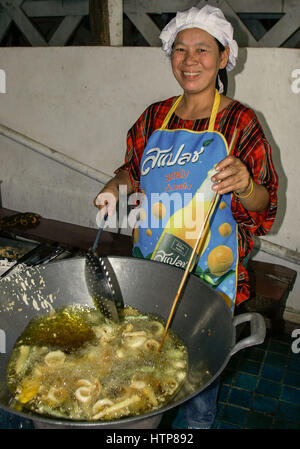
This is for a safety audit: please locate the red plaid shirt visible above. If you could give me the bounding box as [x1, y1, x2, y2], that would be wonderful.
[116, 97, 278, 305]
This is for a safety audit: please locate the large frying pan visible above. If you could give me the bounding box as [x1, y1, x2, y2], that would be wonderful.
[0, 257, 265, 428]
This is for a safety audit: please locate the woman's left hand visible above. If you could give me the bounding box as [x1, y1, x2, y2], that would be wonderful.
[211, 155, 251, 195]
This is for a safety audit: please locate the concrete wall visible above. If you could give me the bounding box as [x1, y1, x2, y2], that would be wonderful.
[0, 46, 299, 314]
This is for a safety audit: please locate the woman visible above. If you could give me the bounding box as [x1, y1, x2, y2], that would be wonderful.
[94, 5, 278, 428]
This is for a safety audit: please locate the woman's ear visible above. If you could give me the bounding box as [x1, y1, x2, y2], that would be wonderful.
[219, 46, 230, 70]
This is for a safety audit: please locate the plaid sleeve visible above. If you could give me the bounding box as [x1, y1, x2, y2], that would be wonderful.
[114, 111, 146, 192]
[231, 108, 278, 237]
[230, 108, 278, 305]
[114, 98, 175, 192]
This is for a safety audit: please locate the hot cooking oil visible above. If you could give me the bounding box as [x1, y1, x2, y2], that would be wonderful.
[7, 305, 189, 421]
[16, 306, 98, 352]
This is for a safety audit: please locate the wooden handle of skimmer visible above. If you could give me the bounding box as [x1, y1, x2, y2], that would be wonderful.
[158, 129, 239, 351]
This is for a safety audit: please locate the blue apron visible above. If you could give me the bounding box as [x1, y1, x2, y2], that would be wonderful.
[133, 90, 238, 312]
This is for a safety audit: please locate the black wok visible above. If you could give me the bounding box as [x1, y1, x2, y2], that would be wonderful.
[0, 257, 265, 428]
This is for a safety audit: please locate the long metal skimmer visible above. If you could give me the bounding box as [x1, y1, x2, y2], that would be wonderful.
[85, 213, 124, 322]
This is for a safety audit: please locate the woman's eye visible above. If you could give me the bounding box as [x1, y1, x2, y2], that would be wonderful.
[197, 48, 206, 53]
[174, 47, 185, 52]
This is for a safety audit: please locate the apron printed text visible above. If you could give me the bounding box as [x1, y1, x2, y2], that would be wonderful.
[141, 144, 205, 176]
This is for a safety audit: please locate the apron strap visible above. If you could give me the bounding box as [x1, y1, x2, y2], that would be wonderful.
[161, 89, 221, 132]
[208, 89, 220, 132]
[161, 95, 183, 130]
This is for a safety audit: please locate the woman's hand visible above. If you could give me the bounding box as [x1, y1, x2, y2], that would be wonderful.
[211, 155, 250, 195]
[210, 155, 270, 212]
[94, 170, 133, 219]
[94, 185, 118, 219]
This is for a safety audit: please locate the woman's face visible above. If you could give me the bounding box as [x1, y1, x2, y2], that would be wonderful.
[171, 28, 229, 95]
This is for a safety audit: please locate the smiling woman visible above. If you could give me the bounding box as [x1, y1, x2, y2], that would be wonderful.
[94, 4, 278, 429]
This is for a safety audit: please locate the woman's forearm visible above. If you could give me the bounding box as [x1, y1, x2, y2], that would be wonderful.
[235, 179, 270, 212]
[212, 155, 270, 213]
[105, 170, 134, 197]
[94, 170, 134, 215]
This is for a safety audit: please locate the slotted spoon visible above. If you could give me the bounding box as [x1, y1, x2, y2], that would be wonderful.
[85, 213, 124, 322]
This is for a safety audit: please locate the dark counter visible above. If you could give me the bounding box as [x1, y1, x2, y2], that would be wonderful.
[0, 208, 132, 256]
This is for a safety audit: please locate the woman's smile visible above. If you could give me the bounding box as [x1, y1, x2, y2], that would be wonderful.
[181, 71, 203, 86]
[182, 71, 202, 77]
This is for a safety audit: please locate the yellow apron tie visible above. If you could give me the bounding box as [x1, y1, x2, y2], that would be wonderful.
[161, 89, 220, 131]
[208, 89, 220, 132]
[161, 95, 183, 130]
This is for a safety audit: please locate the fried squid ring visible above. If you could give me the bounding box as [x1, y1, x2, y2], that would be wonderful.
[123, 330, 147, 348]
[44, 350, 66, 368]
[45, 386, 68, 406]
[92, 398, 114, 418]
[92, 394, 141, 420]
[144, 339, 160, 351]
[160, 378, 179, 395]
[149, 321, 164, 337]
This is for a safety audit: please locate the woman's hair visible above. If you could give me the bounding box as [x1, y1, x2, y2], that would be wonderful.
[215, 39, 228, 95]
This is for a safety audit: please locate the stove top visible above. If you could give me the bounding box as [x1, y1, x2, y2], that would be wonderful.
[0, 235, 74, 278]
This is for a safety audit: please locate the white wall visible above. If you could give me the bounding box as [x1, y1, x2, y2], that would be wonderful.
[0, 46, 299, 313]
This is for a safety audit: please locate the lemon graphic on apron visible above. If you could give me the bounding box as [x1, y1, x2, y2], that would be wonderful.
[219, 222, 232, 237]
[208, 245, 234, 276]
[152, 202, 166, 220]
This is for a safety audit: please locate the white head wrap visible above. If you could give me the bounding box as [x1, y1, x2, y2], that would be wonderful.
[159, 5, 238, 72]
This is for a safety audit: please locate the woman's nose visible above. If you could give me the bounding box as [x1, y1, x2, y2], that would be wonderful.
[183, 51, 198, 65]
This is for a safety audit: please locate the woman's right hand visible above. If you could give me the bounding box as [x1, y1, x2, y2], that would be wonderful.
[94, 184, 119, 219]
[93, 170, 134, 219]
